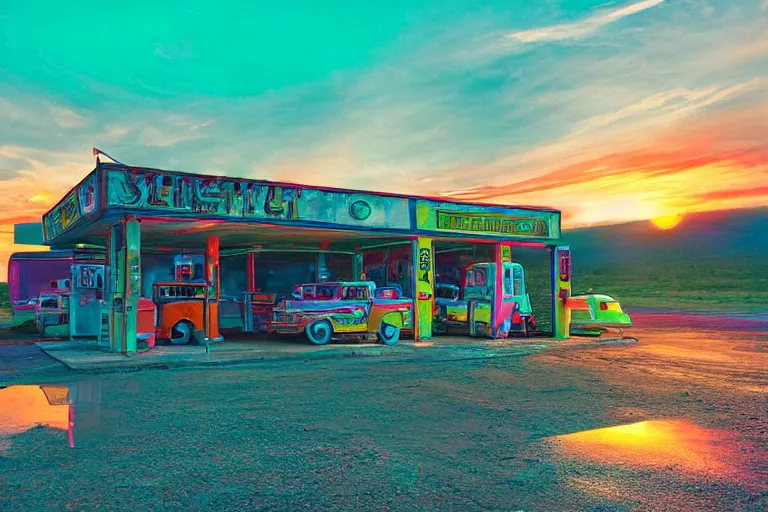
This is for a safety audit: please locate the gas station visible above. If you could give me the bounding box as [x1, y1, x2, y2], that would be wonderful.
[11, 154, 592, 354]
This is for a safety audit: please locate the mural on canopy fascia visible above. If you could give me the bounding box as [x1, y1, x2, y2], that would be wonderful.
[43, 172, 99, 241]
[105, 169, 410, 230]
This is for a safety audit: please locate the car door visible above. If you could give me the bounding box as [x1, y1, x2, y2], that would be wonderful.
[494, 263, 516, 337]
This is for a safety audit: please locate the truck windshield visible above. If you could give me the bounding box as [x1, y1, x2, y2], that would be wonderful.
[503, 268, 512, 295]
[513, 267, 523, 296]
[467, 269, 486, 287]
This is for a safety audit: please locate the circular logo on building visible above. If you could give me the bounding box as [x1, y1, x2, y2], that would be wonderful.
[349, 200, 373, 221]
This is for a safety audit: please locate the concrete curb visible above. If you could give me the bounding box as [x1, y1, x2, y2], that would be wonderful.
[36, 342, 410, 374]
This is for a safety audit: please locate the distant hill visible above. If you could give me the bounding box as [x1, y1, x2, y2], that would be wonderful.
[561, 207, 768, 269]
[0, 208, 763, 323]
[557, 207, 768, 312]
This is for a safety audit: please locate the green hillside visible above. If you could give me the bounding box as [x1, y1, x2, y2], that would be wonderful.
[507, 208, 767, 320]
[0, 283, 10, 325]
[561, 207, 768, 312]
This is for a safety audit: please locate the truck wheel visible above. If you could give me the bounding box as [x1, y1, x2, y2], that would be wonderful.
[378, 323, 400, 345]
[526, 318, 536, 337]
[306, 319, 333, 345]
[170, 321, 193, 345]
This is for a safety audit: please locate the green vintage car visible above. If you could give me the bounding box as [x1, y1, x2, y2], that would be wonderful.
[569, 294, 632, 337]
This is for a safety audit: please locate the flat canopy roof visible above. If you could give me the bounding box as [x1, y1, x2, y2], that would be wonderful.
[41, 162, 562, 249]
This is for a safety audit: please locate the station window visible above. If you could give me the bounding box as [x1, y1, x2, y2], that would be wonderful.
[343, 286, 368, 300]
[436, 285, 459, 300]
[316, 285, 339, 299]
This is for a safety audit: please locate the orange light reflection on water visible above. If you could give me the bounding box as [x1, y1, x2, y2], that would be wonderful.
[0, 385, 71, 438]
[550, 420, 734, 477]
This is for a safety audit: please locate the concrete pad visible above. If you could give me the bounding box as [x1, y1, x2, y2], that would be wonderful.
[34, 333, 622, 373]
[35, 338, 408, 373]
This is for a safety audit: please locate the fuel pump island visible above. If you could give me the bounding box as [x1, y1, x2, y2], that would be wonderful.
[9, 151, 631, 353]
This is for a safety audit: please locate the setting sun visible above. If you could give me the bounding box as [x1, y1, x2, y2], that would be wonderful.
[651, 214, 684, 230]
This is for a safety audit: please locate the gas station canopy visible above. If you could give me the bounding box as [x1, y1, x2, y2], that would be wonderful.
[42, 162, 562, 250]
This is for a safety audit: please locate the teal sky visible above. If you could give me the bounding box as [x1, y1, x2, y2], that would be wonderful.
[1, 0, 766, 251]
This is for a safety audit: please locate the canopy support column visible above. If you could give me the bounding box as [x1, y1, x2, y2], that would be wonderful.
[107, 216, 140, 354]
[412, 237, 434, 341]
[491, 243, 506, 338]
[552, 245, 572, 339]
[317, 241, 330, 281]
[246, 252, 256, 293]
[353, 246, 363, 280]
[205, 235, 222, 342]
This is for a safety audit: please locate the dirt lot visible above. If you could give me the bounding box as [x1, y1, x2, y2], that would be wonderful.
[0, 311, 766, 511]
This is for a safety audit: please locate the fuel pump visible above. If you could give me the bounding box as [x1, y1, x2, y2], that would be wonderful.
[174, 255, 198, 282]
[69, 264, 106, 340]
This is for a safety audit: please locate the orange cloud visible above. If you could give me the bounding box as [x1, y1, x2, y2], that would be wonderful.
[440, 101, 768, 227]
[689, 186, 768, 202]
[0, 152, 83, 279]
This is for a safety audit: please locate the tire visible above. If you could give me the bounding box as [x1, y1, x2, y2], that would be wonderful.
[378, 322, 401, 345]
[170, 320, 193, 345]
[306, 319, 333, 345]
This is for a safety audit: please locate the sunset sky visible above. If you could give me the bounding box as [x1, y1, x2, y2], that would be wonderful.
[1, 0, 767, 274]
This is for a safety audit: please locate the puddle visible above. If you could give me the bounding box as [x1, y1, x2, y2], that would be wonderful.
[0, 385, 73, 450]
[548, 420, 748, 480]
[545, 419, 766, 509]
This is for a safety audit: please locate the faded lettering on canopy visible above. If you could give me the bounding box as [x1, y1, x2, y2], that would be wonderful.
[104, 169, 410, 230]
[435, 211, 548, 237]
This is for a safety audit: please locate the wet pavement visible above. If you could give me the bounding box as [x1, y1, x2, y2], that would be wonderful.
[0, 311, 765, 511]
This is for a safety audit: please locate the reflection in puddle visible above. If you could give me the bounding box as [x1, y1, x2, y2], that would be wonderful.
[0, 385, 73, 449]
[549, 420, 738, 478]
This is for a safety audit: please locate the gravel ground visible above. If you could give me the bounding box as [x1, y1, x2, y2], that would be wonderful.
[0, 312, 765, 512]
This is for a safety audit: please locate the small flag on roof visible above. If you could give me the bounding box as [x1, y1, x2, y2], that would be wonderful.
[91, 148, 126, 166]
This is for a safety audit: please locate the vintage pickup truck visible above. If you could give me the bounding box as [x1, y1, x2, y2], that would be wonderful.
[433, 261, 536, 338]
[267, 281, 412, 345]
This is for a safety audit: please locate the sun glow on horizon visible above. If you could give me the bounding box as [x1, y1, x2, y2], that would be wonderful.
[651, 214, 684, 230]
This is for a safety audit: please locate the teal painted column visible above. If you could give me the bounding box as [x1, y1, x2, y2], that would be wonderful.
[108, 217, 141, 353]
[107, 223, 123, 353]
[122, 217, 141, 354]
